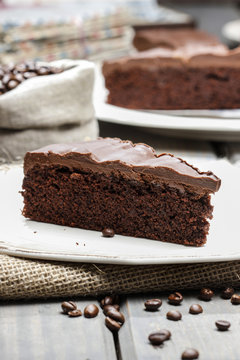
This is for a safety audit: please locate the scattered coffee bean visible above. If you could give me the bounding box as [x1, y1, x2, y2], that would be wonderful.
[144, 299, 162, 311]
[105, 316, 121, 332]
[159, 329, 171, 340]
[68, 309, 82, 317]
[231, 294, 240, 305]
[199, 288, 214, 301]
[215, 320, 231, 331]
[104, 296, 114, 306]
[148, 332, 166, 345]
[221, 287, 234, 299]
[103, 304, 120, 315]
[100, 295, 120, 308]
[166, 310, 182, 321]
[84, 304, 99, 318]
[189, 304, 203, 315]
[149, 329, 171, 345]
[102, 228, 115, 237]
[61, 301, 77, 314]
[168, 292, 183, 305]
[182, 348, 199, 359]
[106, 308, 125, 324]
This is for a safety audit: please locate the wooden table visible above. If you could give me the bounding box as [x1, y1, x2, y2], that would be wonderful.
[1, 122, 240, 359]
[1, 290, 240, 360]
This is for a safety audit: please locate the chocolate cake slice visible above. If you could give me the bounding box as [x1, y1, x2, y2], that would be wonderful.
[22, 138, 221, 246]
[103, 31, 240, 110]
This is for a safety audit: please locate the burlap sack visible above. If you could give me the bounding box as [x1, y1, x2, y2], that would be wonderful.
[1, 254, 239, 300]
[0, 121, 99, 161]
[0, 59, 95, 130]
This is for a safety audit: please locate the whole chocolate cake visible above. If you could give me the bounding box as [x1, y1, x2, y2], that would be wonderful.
[103, 29, 240, 110]
[22, 138, 221, 246]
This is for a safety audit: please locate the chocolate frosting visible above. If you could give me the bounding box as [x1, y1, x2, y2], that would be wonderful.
[133, 28, 222, 51]
[24, 138, 221, 193]
[102, 44, 240, 74]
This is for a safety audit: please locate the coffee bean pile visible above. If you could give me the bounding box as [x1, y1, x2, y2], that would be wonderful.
[60, 295, 124, 333]
[146, 286, 239, 358]
[0, 61, 63, 95]
[100, 295, 125, 332]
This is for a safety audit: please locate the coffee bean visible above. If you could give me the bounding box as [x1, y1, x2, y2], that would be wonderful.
[144, 299, 162, 311]
[14, 63, 28, 72]
[14, 73, 24, 82]
[100, 299, 105, 309]
[100, 295, 117, 308]
[199, 288, 214, 301]
[23, 71, 37, 79]
[189, 304, 203, 315]
[148, 329, 171, 345]
[221, 287, 234, 299]
[37, 67, 50, 76]
[104, 296, 114, 306]
[215, 320, 231, 331]
[84, 304, 99, 318]
[182, 348, 199, 359]
[2, 74, 14, 85]
[61, 301, 77, 314]
[105, 316, 121, 332]
[7, 79, 19, 90]
[168, 292, 183, 305]
[68, 309, 82, 317]
[102, 228, 115, 237]
[166, 310, 182, 321]
[231, 294, 240, 305]
[103, 304, 120, 315]
[158, 329, 171, 340]
[106, 308, 125, 324]
[148, 332, 165, 345]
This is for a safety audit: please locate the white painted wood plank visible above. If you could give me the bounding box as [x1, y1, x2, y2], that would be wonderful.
[0, 299, 116, 360]
[119, 292, 240, 360]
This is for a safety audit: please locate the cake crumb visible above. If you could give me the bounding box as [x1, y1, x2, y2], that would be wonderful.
[76, 242, 79, 246]
[33, 231, 37, 234]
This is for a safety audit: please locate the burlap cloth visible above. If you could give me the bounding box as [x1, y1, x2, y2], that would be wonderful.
[1, 254, 240, 300]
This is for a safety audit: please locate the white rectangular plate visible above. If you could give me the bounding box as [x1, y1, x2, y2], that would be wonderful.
[0, 161, 239, 265]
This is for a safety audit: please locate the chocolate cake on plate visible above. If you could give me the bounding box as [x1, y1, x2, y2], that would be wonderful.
[22, 138, 220, 247]
[103, 29, 240, 110]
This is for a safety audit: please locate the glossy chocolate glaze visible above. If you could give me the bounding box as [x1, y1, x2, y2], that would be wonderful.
[24, 138, 221, 192]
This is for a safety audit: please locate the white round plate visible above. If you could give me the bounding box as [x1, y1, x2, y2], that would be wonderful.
[94, 66, 240, 141]
[1, 161, 240, 265]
